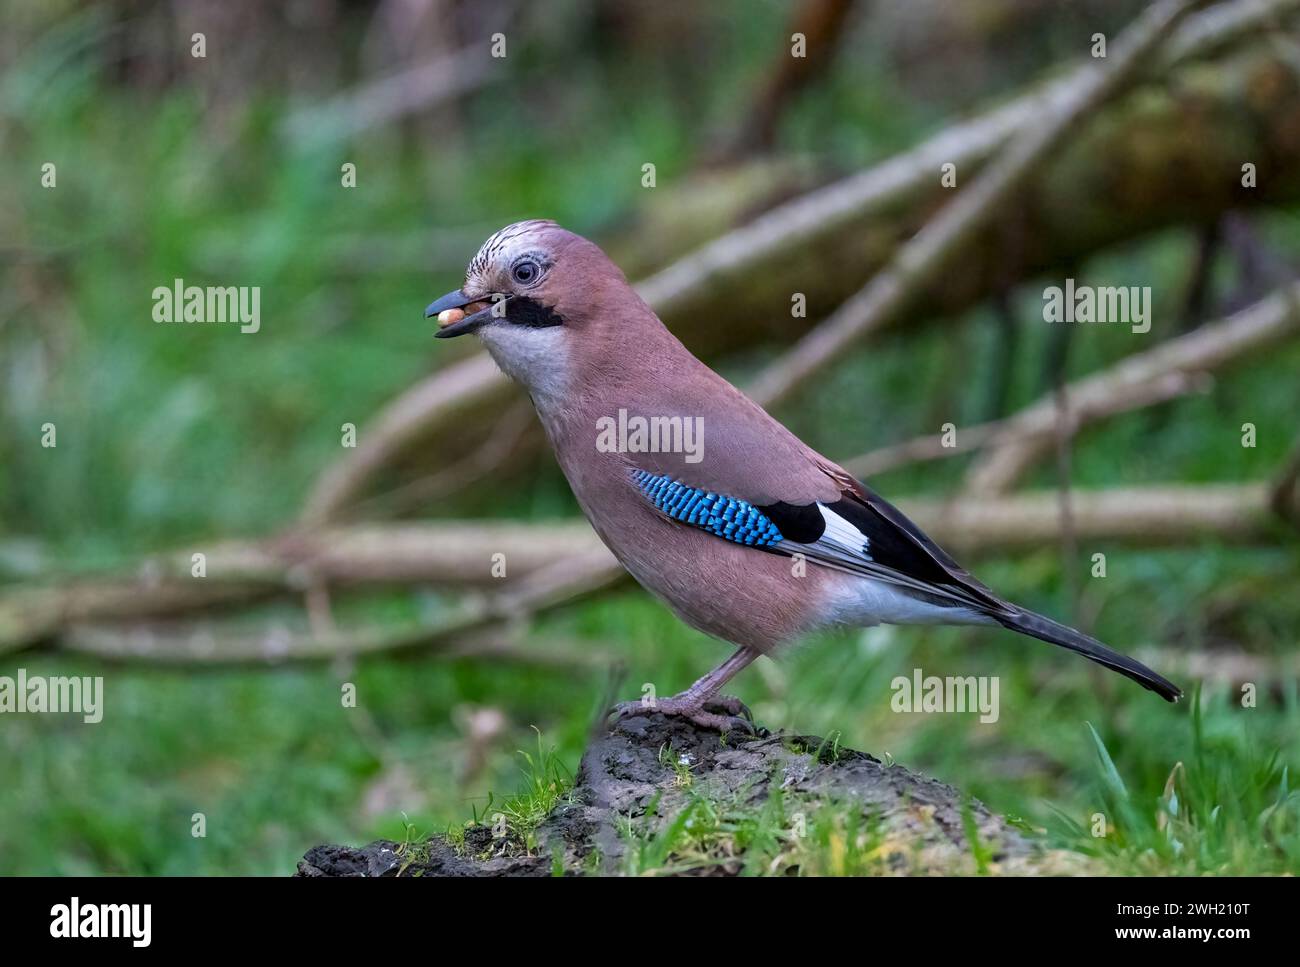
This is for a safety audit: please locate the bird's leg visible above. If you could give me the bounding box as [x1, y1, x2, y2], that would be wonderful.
[666, 647, 758, 719]
[609, 646, 761, 734]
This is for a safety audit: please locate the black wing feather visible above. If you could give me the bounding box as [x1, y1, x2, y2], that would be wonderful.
[777, 467, 1182, 702]
[833, 483, 1008, 612]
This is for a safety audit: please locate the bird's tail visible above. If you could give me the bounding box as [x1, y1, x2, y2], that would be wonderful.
[993, 607, 1182, 702]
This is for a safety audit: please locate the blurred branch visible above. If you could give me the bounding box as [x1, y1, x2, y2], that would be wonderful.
[0, 521, 599, 653]
[300, 0, 1300, 522]
[8, 547, 625, 665]
[280, 45, 493, 146]
[845, 367, 1209, 479]
[350, 400, 535, 517]
[0, 580, 274, 657]
[302, 352, 512, 523]
[1163, 0, 1298, 59]
[1141, 646, 1300, 684]
[909, 482, 1279, 552]
[746, 0, 1207, 408]
[56, 621, 614, 669]
[965, 284, 1300, 494]
[1270, 433, 1300, 525]
[843, 282, 1300, 482]
[716, 0, 859, 160]
[640, 0, 1294, 323]
[7, 481, 1289, 657]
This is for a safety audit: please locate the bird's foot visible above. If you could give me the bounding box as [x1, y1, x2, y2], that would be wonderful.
[607, 693, 759, 736]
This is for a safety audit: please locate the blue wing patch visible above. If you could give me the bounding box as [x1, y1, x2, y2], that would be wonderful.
[631, 471, 783, 547]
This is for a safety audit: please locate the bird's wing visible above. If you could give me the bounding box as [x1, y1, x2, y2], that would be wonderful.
[612, 370, 1001, 610]
[820, 463, 1015, 611]
[626, 448, 1006, 615]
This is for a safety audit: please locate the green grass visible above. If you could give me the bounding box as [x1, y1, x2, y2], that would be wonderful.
[476, 729, 576, 853]
[398, 728, 575, 872]
[1048, 691, 1300, 874]
[616, 786, 899, 877]
[5, 585, 1294, 874]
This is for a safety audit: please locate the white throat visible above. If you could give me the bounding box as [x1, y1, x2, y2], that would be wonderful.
[477, 322, 572, 411]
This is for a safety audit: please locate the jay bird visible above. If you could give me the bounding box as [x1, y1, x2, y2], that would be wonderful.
[427, 220, 1182, 733]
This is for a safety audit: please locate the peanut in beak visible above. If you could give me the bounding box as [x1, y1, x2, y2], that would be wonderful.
[437, 301, 494, 328]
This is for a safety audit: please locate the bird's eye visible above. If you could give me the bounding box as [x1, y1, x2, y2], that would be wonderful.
[511, 258, 541, 286]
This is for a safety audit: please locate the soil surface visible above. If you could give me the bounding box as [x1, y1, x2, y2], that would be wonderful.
[297, 711, 1085, 876]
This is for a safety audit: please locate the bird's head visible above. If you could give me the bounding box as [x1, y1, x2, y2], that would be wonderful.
[426, 220, 650, 401]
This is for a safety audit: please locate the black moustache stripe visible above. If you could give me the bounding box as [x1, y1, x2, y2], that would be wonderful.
[507, 296, 564, 329]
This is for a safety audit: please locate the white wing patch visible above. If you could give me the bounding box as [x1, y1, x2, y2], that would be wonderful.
[774, 501, 868, 564]
[775, 502, 986, 612]
[775, 504, 870, 570]
[821, 504, 871, 558]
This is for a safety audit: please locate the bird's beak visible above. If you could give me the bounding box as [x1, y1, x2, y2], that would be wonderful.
[426, 289, 510, 339]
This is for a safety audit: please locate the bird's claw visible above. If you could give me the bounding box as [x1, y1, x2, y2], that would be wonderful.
[606, 695, 760, 736]
[702, 694, 755, 723]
